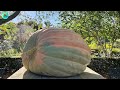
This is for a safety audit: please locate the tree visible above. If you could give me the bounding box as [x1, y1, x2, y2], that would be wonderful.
[38, 23, 43, 29]
[0, 11, 21, 42]
[44, 20, 52, 28]
[58, 11, 120, 58]
[17, 21, 24, 26]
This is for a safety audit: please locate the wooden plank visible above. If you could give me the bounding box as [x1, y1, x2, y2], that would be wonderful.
[8, 67, 105, 79]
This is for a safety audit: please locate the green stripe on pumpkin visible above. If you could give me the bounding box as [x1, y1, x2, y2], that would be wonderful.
[39, 45, 90, 64]
[39, 47, 90, 65]
[29, 55, 86, 77]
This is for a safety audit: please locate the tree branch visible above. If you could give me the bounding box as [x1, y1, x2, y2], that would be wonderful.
[0, 11, 21, 25]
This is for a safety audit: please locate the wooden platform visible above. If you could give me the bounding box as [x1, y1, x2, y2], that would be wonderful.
[8, 67, 105, 79]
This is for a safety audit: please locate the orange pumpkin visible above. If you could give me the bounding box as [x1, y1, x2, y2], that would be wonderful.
[22, 28, 91, 77]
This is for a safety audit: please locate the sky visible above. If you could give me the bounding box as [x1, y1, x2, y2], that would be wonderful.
[11, 11, 61, 27]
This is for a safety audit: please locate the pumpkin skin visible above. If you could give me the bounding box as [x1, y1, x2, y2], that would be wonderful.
[22, 28, 91, 77]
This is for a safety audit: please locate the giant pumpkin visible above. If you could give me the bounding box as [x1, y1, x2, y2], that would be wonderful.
[22, 28, 91, 77]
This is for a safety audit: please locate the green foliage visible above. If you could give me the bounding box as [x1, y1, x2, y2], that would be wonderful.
[0, 21, 36, 57]
[58, 11, 120, 58]
[44, 20, 52, 28]
[89, 42, 97, 49]
[0, 49, 22, 57]
[38, 23, 43, 29]
[17, 21, 24, 25]
[112, 48, 120, 53]
[0, 11, 120, 58]
[25, 20, 37, 27]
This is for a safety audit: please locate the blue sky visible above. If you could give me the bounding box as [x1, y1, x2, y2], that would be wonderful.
[11, 11, 61, 27]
